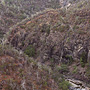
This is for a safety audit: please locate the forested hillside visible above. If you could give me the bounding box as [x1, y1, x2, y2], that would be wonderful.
[0, 0, 90, 90]
[0, 0, 60, 38]
[0, 0, 85, 37]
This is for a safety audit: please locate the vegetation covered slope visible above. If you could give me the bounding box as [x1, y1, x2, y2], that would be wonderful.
[0, 0, 85, 38]
[0, 0, 60, 38]
[8, 0, 90, 85]
[0, 0, 90, 90]
[0, 45, 63, 90]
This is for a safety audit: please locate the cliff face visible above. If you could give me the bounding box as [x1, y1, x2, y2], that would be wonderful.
[7, 0, 90, 83]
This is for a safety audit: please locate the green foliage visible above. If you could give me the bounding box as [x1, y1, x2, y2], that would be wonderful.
[43, 81, 48, 87]
[24, 45, 35, 57]
[22, 41, 25, 46]
[72, 66, 78, 74]
[1, 0, 5, 6]
[73, 25, 79, 30]
[80, 52, 87, 67]
[0, 31, 4, 38]
[4, 19, 14, 25]
[6, 0, 13, 2]
[59, 25, 70, 32]
[18, 14, 26, 20]
[0, 44, 4, 56]
[50, 58, 54, 62]
[6, 11, 15, 17]
[41, 24, 50, 35]
[66, 37, 70, 42]
[20, 25, 26, 29]
[86, 64, 90, 78]
[27, 23, 35, 30]
[77, 30, 86, 35]
[57, 64, 69, 73]
[59, 79, 70, 90]
[46, 25, 50, 35]
[5, 85, 13, 90]
[65, 55, 73, 65]
[80, 58, 85, 67]
[75, 17, 85, 25]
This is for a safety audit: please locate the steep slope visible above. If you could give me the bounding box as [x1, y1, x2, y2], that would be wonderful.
[0, 0, 90, 89]
[0, 0, 60, 38]
[7, 0, 90, 85]
[0, 45, 62, 90]
[0, 0, 86, 38]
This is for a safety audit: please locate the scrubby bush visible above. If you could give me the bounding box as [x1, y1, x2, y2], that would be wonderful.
[20, 25, 26, 29]
[80, 52, 87, 67]
[41, 24, 50, 34]
[59, 25, 70, 32]
[0, 31, 4, 38]
[57, 64, 69, 73]
[0, 44, 4, 56]
[59, 79, 70, 90]
[80, 58, 85, 67]
[50, 58, 54, 62]
[5, 85, 13, 90]
[24, 45, 35, 57]
[73, 25, 79, 30]
[18, 14, 26, 20]
[72, 66, 78, 74]
[65, 55, 73, 65]
[86, 64, 90, 78]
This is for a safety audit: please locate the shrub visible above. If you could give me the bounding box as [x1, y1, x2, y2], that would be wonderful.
[18, 14, 26, 20]
[20, 25, 26, 29]
[77, 30, 86, 35]
[0, 44, 4, 56]
[59, 79, 70, 90]
[65, 55, 73, 65]
[46, 25, 50, 35]
[72, 66, 78, 74]
[5, 85, 13, 90]
[80, 58, 85, 67]
[5, 19, 14, 26]
[22, 41, 25, 46]
[59, 25, 70, 32]
[86, 64, 90, 78]
[73, 25, 79, 30]
[80, 52, 87, 67]
[24, 45, 35, 57]
[43, 81, 48, 87]
[41, 24, 50, 35]
[50, 58, 54, 62]
[0, 31, 4, 38]
[57, 64, 69, 73]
